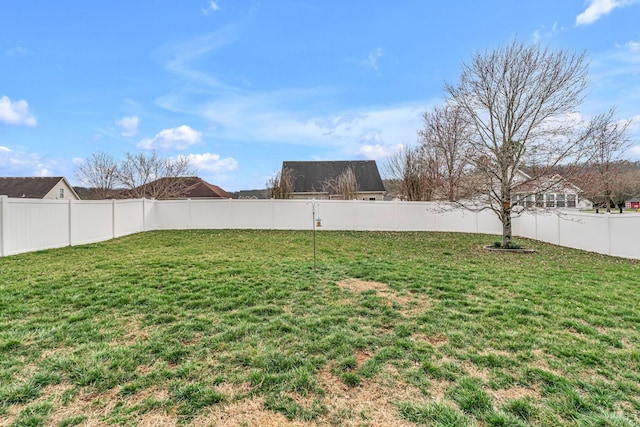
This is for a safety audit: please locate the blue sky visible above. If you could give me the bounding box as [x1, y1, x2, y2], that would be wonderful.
[2, 0, 639, 191]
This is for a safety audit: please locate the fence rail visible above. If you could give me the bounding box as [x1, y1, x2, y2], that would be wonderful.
[1, 196, 638, 259]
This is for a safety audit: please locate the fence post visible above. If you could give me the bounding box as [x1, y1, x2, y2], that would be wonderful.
[68, 199, 73, 247]
[606, 212, 612, 256]
[0, 195, 7, 257]
[112, 199, 116, 238]
[271, 199, 275, 230]
[142, 198, 146, 232]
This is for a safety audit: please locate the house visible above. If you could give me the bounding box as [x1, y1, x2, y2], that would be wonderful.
[282, 160, 386, 200]
[509, 170, 588, 209]
[625, 198, 640, 209]
[0, 177, 80, 200]
[117, 177, 234, 200]
[162, 177, 234, 199]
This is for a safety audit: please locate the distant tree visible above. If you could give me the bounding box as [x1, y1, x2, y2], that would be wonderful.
[445, 40, 601, 248]
[581, 109, 632, 212]
[116, 151, 195, 199]
[385, 146, 438, 201]
[267, 168, 294, 199]
[323, 166, 359, 200]
[418, 103, 472, 201]
[75, 152, 118, 199]
[77, 151, 195, 199]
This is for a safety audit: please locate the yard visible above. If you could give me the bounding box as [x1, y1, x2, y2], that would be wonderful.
[0, 230, 639, 426]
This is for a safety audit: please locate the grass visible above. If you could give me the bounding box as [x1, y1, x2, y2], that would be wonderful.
[0, 229, 638, 426]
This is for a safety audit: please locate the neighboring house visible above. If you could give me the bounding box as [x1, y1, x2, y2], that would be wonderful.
[282, 160, 386, 200]
[0, 177, 80, 200]
[233, 189, 270, 199]
[625, 198, 640, 209]
[117, 177, 234, 199]
[509, 170, 588, 209]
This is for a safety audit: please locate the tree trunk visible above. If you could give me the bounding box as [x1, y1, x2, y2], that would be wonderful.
[501, 197, 512, 248]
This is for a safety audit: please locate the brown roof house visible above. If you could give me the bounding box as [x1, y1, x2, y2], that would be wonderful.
[282, 160, 386, 200]
[117, 177, 235, 200]
[0, 177, 80, 200]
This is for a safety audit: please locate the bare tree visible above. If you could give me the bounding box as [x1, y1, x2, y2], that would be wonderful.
[267, 168, 294, 199]
[583, 109, 632, 212]
[445, 40, 596, 248]
[323, 166, 360, 200]
[385, 146, 438, 201]
[419, 104, 472, 201]
[116, 151, 195, 199]
[75, 152, 118, 199]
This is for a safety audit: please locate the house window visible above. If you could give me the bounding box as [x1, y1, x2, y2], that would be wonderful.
[512, 194, 524, 206]
[557, 194, 565, 208]
[535, 194, 543, 207]
[545, 193, 555, 208]
[59, 188, 64, 199]
[567, 194, 576, 208]
[525, 195, 534, 207]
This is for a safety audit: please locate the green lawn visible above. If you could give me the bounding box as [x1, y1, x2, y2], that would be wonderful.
[1, 230, 639, 426]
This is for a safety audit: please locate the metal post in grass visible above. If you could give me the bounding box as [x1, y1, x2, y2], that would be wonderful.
[309, 200, 322, 270]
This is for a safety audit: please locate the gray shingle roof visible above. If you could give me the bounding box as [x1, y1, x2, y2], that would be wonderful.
[282, 160, 385, 193]
[0, 177, 66, 198]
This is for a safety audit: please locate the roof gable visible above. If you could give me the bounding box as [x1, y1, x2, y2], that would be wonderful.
[282, 160, 385, 193]
[0, 177, 70, 198]
[118, 177, 234, 199]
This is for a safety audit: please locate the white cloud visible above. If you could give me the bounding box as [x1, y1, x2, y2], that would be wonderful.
[183, 152, 238, 174]
[155, 32, 431, 164]
[5, 47, 28, 56]
[158, 27, 239, 92]
[138, 125, 203, 150]
[0, 96, 37, 127]
[628, 114, 640, 135]
[584, 43, 640, 118]
[0, 146, 53, 176]
[532, 22, 562, 43]
[361, 47, 384, 71]
[356, 143, 404, 160]
[115, 115, 140, 137]
[202, 1, 220, 15]
[161, 91, 426, 156]
[625, 40, 640, 51]
[576, 0, 640, 26]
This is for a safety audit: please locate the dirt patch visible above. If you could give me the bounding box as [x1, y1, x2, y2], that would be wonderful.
[136, 415, 177, 427]
[315, 365, 428, 427]
[488, 386, 541, 402]
[355, 349, 373, 368]
[424, 378, 450, 402]
[337, 278, 428, 314]
[115, 316, 151, 346]
[194, 396, 307, 427]
[530, 349, 566, 377]
[0, 384, 73, 427]
[126, 386, 170, 407]
[460, 361, 491, 383]
[196, 366, 433, 426]
[425, 333, 448, 347]
[338, 278, 391, 293]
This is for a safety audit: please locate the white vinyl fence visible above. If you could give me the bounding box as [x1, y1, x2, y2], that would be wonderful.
[0, 196, 150, 256]
[1, 196, 639, 259]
